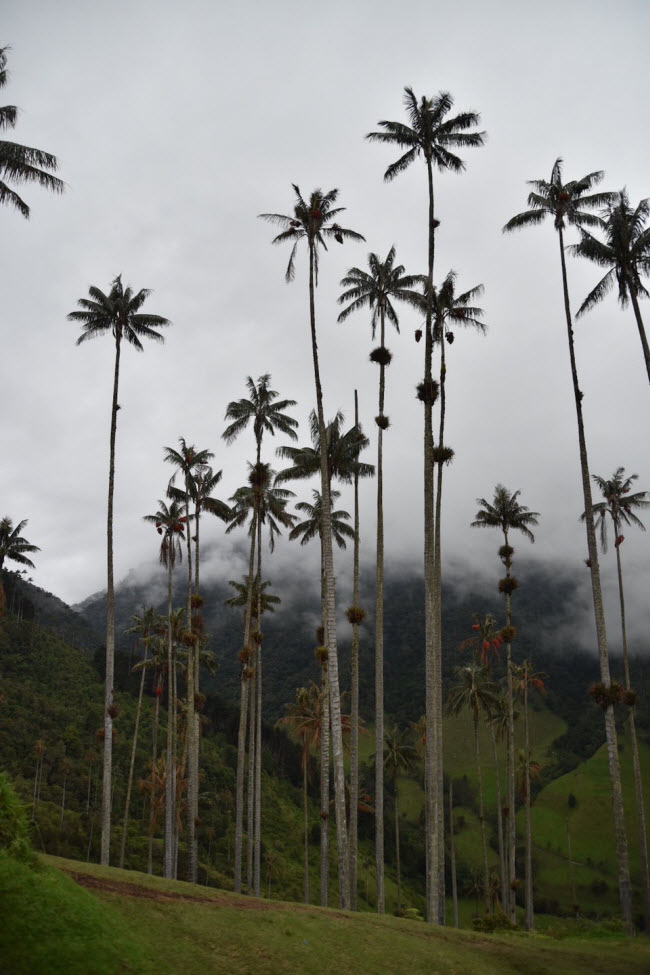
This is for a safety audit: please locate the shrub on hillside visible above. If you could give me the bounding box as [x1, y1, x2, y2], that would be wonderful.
[0, 772, 33, 862]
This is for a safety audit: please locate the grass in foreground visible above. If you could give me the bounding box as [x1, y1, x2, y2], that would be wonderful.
[1, 854, 648, 975]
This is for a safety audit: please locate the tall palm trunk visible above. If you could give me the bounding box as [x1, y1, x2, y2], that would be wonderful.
[348, 389, 361, 910]
[101, 329, 121, 866]
[253, 515, 263, 896]
[234, 508, 258, 893]
[615, 532, 650, 928]
[375, 309, 386, 913]
[303, 756, 310, 904]
[474, 715, 490, 913]
[183, 475, 198, 884]
[490, 725, 507, 908]
[394, 779, 402, 913]
[449, 782, 459, 928]
[628, 287, 650, 385]
[164, 557, 175, 879]
[308, 242, 350, 907]
[246, 637, 256, 890]
[558, 228, 633, 929]
[504, 577, 517, 922]
[523, 680, 534, 930]
[423, 155, 439, 924]
[319, 548, 330, 907]
[148, 677, 160, 875]
[433, 325, 446, 921]
[119, 642, 148, 868]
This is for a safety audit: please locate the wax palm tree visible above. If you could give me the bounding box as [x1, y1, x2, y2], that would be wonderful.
[118, 607, 156, 869]
[0, 46, 64, 217]
[164, 438, 216, 882]
[261, 186, 364, 907]
[143, 498, 185, 879]
[382, 725, 417, 913]
[513, 660, 546, 931]
[447, 663, 499, 913]
[571, 191, 650, 384]
[227, 463, 295, 895]
[68, 276, 170, 866]
[0, 517, 39, 616]
[471, 485, 538, 920]
[288, 486, 353, 905]
[503, 159, 633, 929]
[277, 683, 322, 904]
[223, 376, 297, 894]
[367, 89, 485, 922]
[582, 468, 650, 927]
[133, 628, 167, 873]
[338, 246, 420, 912]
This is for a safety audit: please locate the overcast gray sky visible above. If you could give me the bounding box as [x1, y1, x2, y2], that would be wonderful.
[2, 0, 649, 652]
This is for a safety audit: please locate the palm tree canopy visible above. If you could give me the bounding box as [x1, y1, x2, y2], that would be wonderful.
[259, 185, 365, 284]
[223, 373, 298, 447]
[0, 46, 64, 218]
[446, 663, 499, 726]
[0, 516, 40, 572]
[277, 682, 324, 775]
[143, 499, 186, 568]
[366, 87, 485, 182]
[226, 462, 296, 552]
[67, 275, 171, 349]
[289, 489, 354, 549]
[471, 484, 540, 544]
[581, 467, 649, 552]
[570, 191, 650, 315]
[417, 271, 487, 343]
[382, 725, 417, 786]
[225, 576, 281, 614]
[337, 246, 423, 337]
[276, 410, 374, 486]
[165, 438, 214, 489]
[503, 157, 615, 235]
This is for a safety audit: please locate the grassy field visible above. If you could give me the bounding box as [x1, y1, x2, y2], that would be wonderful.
[2, 854, 649, 975]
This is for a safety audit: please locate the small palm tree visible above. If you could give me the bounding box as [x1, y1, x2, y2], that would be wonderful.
[261, 186, 364, 908]
[0, 46, 64, 217]
[382, 725, 417, 913]
[223, 374, 298, 465]
[0, 517, 39, 616]
[143, 498, 185, 879]
[571, 191, 650, 385]
[133, 627, 167, 873]
[513, 660, 547, 931]
[504, 159, 634, 930]
[471, 485, 538, 921]
[69, 275, 170, 866]
[225, 577, 281, 615]
[367, 88, 485, 923]
[447, 663, 499, 913]
[582, 468, 650, 927]
[338, 247, 420, 912]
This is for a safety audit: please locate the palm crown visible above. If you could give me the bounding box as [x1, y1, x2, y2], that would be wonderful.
[289, 489, 354, 549]
[276, 410, 374, 486]
[582, 467, 649, 553]
[0, 46, 64, 217]
[472, 485, 540, 544]
[225, 576, 281, 615]
[226, 462, 296, 552]
[68, 275, 171, 348]
[223, 374, 298, 449]
[426, 271, 486, 343]
[0, 516, 40, 572]
[366, 88, 485, 181]
[143, 499, 186, 568]
[337, 246, 422, 337]
[571, 191, 650, 314]
[503, 158, 614, 235]
[259, 185, 365, 284]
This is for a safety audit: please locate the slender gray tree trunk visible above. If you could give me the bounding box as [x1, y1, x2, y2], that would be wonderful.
[319, 548, 330, 908]
[433, 330, 447, 921]
[234, 509, 258, 893]
[449, 782, 458, 928]
[395, 781, 402, 914]
[504, 589, 517, 923]
[253, 516, 263, 897]
[375, 311, 386, 913]
[164, 558, 174, 879]
[348, 389, 361, 910]
[308, 242, 349, 907]
[119, 643, 148, 868]
[246, 641, 256, 890]
[558, 228, 633, 930]
[101, 331, 121, 866]
[523, 680, 534, 931]
[490, 725, 507, 909]
[303, 758, 310, 904]
[615, 539, 650, 928]
[184, 475, 198, 884]
[474, 716, 490, 914]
